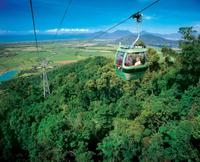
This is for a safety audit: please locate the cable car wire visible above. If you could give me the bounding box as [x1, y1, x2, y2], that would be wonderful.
[54, 0, 73, 40]
[46, 0, 74, 60]
[85, 0, 160, 41]
[137, 0, 160, 14]
[29, 0, 39, 56]
[29, 0, 51, 98]
[51, 0, 160, 56]
[91, 17, 131, 40]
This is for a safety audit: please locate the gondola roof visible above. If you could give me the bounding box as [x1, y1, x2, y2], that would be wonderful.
[117, 46, 147, 53]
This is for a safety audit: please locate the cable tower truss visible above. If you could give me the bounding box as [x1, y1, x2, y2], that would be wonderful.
[29, 0, 50, 98]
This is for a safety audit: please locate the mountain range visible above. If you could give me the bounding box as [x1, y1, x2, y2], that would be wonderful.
[93, 30, 180, 47]
[0, 30, 182, 47]
[112, 31, 179, 47]
[96, 30, 182, 41]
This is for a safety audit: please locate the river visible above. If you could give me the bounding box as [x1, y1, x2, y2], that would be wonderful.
[0, 70, 18, 82]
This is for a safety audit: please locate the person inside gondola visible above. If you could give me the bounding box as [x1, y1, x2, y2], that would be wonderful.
[116, 54, 123, 69]
[116, 59, 122, 69]
[134, 56, 142, 66]
[125, 54, 133, 66]
[116, 53, 123, 69]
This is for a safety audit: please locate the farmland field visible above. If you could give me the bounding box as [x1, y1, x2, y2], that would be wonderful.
[0, 40, 117, 75]
[0, 39, 165, 80]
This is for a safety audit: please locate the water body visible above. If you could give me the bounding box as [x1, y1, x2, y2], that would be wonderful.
[0, 70, 18, 82]
[0, 34, 89, 43]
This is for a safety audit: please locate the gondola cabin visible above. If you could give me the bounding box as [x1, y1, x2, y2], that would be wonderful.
[114, 45, 148, 80]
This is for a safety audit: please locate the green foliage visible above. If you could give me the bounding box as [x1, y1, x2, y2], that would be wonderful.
[161, 46, 177, 66]
[179, 27, 196, 41]
[147, 48, 160, 72]
[0, 27, 200, 161]
[135, 40, 146, 48]
[98, 119, 144, 162]
[177, 27, 200, 90]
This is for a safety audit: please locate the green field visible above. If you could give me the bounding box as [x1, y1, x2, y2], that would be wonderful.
[0, 40, 164, 77]
[0, 40, 117, 75]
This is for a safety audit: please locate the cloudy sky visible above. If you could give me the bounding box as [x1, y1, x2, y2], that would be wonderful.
[0, 0, 200, 34]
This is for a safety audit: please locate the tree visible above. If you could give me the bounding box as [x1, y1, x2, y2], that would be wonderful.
[177, 27, 200, 90]
[179, 27, 196, 41]
[1, 53, 200, 162]
[147, 48, 160, 72]
[135, 39, 146, 48]
[98, 119, 144, 162]
[161, 46, 176, 58]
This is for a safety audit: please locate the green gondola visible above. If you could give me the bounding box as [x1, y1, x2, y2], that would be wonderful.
[114, 13, 148, 80]
[114, 45, 148, 80]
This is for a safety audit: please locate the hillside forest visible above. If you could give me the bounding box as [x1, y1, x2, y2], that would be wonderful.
[0, 27, 200, 162]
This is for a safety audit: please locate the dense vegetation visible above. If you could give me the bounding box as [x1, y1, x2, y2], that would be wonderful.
[0, 28, 200, 162]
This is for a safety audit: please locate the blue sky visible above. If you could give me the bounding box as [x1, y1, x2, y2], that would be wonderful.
[0, 0, 200, 34]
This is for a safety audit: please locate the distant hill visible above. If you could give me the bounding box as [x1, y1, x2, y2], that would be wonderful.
[140, 31, 182, 40]
[84, 30, 133, 39]
[0, 30, 179, 47]
[114, 31, 179, 47]
[0, 30, 133, 43]
[83, 30, 180, 47]
[157, 33, 182, 40]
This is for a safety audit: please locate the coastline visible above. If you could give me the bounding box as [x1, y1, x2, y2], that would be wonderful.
[0, 38, 82, 46]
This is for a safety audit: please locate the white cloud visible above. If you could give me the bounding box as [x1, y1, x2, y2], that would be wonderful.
[0, 30, 14, 35]
[0, 30, 7, 34]
[0, 30, 39, 35]
[0, 28, 91, 35]
[194, 24, 200, 32]
[45, 28, 90, 34]
[143, 16, 153, 20]
[28, 30, 40, 33]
